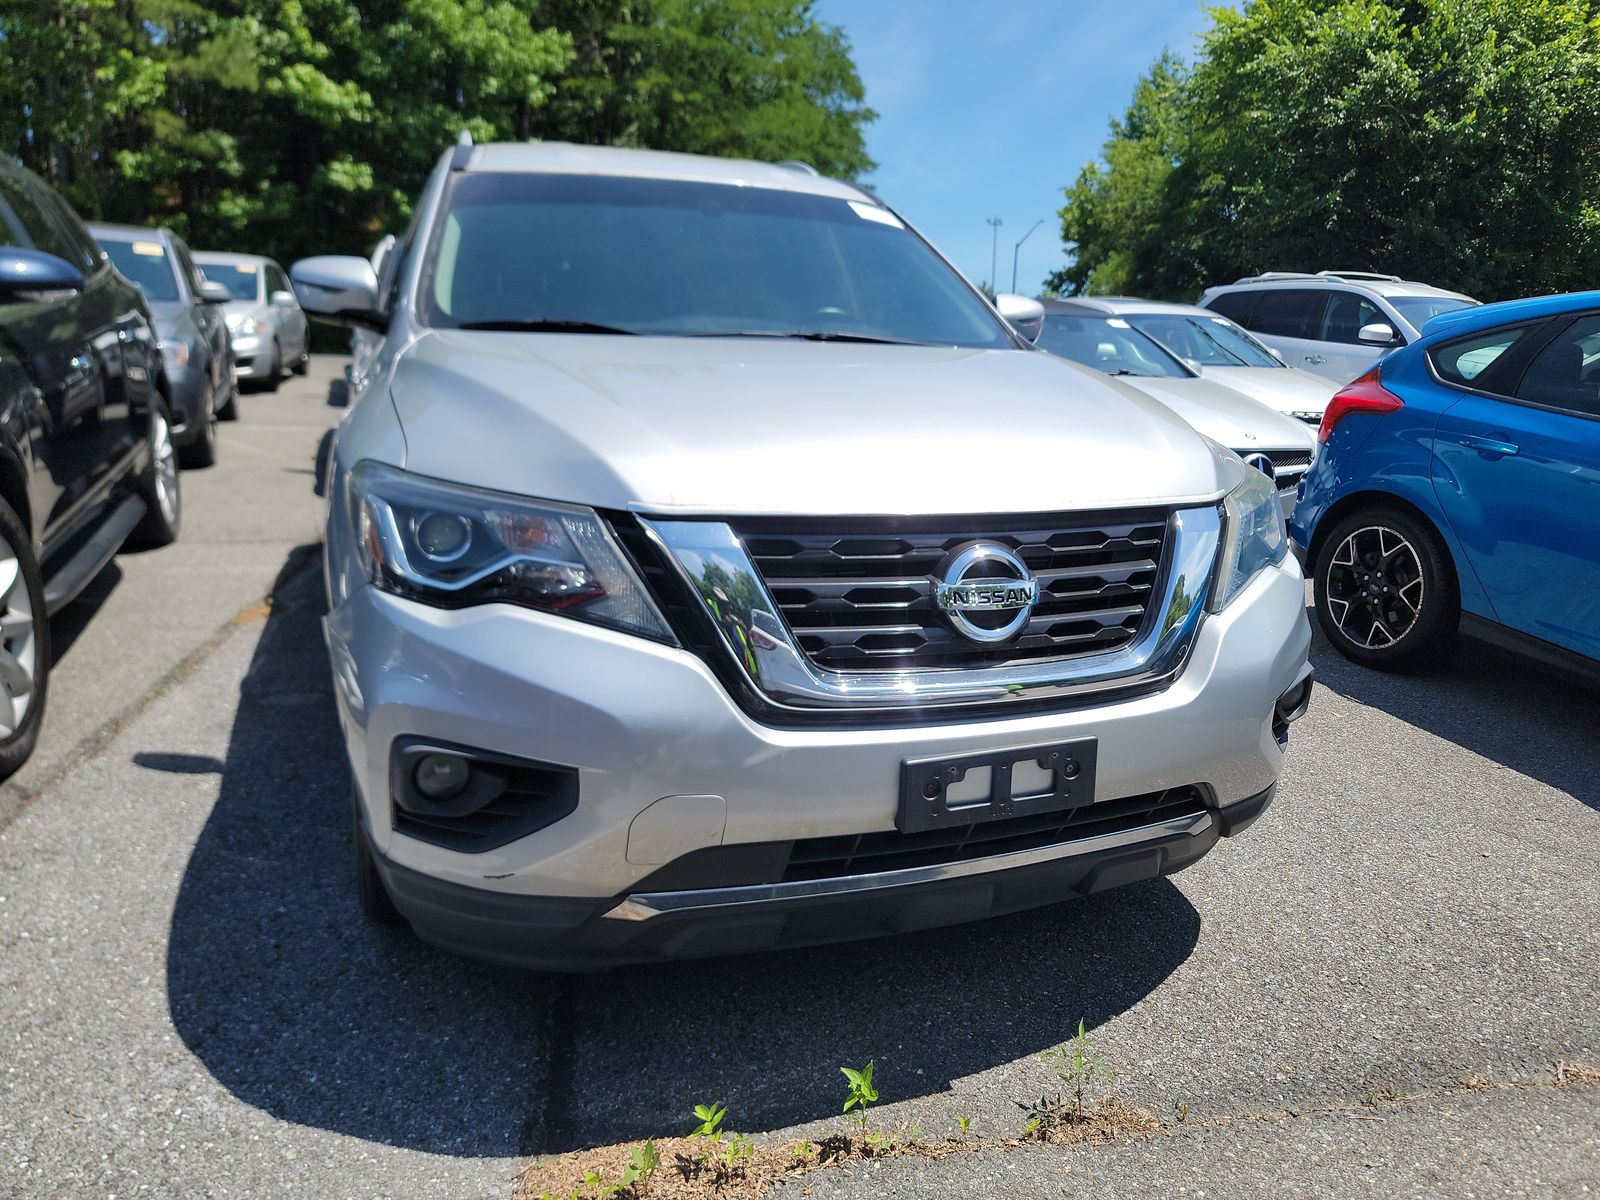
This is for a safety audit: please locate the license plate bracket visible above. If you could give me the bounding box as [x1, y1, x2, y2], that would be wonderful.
[897, 738, 1098, 834]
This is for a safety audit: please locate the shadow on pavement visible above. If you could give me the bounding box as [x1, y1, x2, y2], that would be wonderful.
[1308, 609, 1599, 811]
[49, 561, 123, 664]
[167, 553, 1202, 1158]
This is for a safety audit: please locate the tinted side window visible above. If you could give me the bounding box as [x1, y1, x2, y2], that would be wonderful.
[1514, 314, 1600, 418]
[266, 263, 290, 294]
[1320, 292, 1385, 344]
[1206, 290, 1258, 327]
[0, 171, 78, 262]
[1430, 325, 1535, 389]
[1250, 289, 1328, 339]
[38, 188, 101, 272]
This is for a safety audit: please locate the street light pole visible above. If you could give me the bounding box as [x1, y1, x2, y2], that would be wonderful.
[985, 217, 1002, 294]
[1011, 218, 1045, 294]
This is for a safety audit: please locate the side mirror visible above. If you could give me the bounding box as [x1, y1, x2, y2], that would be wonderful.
[0, 247, 86, 302]
[995, 293, 1045, 343]
[197, 279, 233, 305]
[269, 289, 298, 308]
[1358, 321, 1399, 346]
[291, 255, 382, 330]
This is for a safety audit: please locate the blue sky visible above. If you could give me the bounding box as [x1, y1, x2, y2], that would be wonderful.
[811, 0, 1221, 294]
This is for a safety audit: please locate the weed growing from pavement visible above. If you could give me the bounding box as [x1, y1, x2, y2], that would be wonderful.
[840, 1060, 878, 1136]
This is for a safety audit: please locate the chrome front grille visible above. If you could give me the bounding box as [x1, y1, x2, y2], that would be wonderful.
[1251, 449, 1312, 492]
[728, 511, 1170, 672]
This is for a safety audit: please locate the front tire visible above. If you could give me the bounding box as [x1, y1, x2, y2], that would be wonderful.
[353, 790, 406, 929]
[216, 362, 239, 421]
[291, 347, 309, 376]
[0, 498, 48, 781]
[131, 405, 183, 548]
[177, 383, 218, 469]
[1312, 506, 1458, 670]
[261, 340, 283, 393]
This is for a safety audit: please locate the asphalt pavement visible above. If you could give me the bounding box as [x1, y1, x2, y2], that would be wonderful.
[1, 358, 1596, 1198]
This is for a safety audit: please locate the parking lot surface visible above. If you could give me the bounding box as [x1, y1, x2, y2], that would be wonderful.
[1, 359, 1596, 1198]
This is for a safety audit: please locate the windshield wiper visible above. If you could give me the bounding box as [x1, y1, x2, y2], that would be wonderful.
[684, 329, 922, 346]
[454, 318, 637, 335]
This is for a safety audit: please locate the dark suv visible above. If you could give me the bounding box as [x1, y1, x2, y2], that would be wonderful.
[0, 161, 184, 777]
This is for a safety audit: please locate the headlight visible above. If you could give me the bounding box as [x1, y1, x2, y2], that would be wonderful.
[228, 316, 263, 337]
[159, 340, 190, 368]
[1209, 466, 1288, 612]
[348, 461, 671, 640]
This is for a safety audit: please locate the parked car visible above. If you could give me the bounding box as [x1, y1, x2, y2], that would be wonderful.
[192, 250, 309, 393]
[1036, 299, 1320, 518]
[91, 224, 230, 466]
[1293, 290, 1600, 677]
[1199, 271, 1479, 385]
[1090, 297, 1336, 425]
[0, 163, 184, 777]
[292, 138, 1311, 970]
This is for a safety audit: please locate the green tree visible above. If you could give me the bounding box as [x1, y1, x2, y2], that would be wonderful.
[530, 0, 875, 179]
[1049, 0, 1600, 302]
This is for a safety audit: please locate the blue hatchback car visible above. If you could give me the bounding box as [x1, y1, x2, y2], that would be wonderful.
[1292, 290, 1600, 677]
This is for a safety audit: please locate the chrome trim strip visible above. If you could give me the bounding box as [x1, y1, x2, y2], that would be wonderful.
[602, 810, 1214, 922]
[644, 505, 1222, 713]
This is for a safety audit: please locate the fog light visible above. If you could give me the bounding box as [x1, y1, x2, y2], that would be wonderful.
[413, 753, 471, 800]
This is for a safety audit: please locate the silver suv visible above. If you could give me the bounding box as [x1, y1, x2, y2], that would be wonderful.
[1200, 271, 1477, 384]
[292, 139, 1312, 970]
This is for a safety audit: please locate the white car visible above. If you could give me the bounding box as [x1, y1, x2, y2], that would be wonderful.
[1036, 300, 1320, 517]
[1078, 297, 1336, 426]
[1199, 271, 1478, 384]
[289, 139, 1311, 970]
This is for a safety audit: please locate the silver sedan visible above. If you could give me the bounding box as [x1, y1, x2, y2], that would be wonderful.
[194, 251, 310, 392]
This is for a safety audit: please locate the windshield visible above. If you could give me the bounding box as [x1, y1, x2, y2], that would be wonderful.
[1391, 295, 1477, 327]
[1126, 313, 1282, 368]
[102, 238, 179, 302]
[1036, 313, 1188, 378]
[199, 262, 262, 302]
[420, 173, 1012, 347]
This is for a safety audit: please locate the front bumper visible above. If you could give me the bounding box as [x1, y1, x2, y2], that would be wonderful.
[328, 554, 1310, 966]
[229, 332, 269, 377]
[163, 364, 208, 443]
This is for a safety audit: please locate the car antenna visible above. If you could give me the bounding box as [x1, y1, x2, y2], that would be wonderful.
[450, 130, 473, 172]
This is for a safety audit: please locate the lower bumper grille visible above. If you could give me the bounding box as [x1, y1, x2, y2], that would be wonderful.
[781, 785, 1208, 882]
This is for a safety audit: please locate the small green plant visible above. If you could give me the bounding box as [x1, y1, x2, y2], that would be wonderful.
[619, 1139, 659, 1192]
[720, 1131, 754, 1173]
[689, 1101, 727, 1142]
[581, 1169, 621, 1198]
[955, 1114, 972, 1139]
[841, 1061, 879, 1133]
[863, 1130, 896, 1155]
[793, 1139, 815, 1165]
[1042, 1018, 1113, 1122]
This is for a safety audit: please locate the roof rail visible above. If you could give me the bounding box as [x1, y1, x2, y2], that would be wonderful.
[449, 130, 473, 172]
[1316, 269, 1403, 282]
[775, 159, 820, 177]
[1231, 271, 1321, 284]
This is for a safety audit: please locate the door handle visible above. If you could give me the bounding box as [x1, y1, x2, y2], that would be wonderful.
[1459, 433, 1519, 457]
[1303, 354, 1326, 365]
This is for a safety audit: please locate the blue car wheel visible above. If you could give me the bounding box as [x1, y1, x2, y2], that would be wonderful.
[1312, 505, 1459, 669]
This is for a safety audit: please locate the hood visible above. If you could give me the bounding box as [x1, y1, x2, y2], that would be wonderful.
[146, 301, 188, 343]
[221, 299, 268, 324]
[1114, 374, 1318, 454]
[1196, 365, 1336, 416]
[384, 333, 1242, 516]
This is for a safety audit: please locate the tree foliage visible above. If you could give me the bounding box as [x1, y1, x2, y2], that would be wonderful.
[0, 0, 873, 267]
[1048, 0, 1600, 302]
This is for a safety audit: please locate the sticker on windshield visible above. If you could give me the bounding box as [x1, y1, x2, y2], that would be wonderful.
[848, 201, 904, 229]
[237, 263, 258, 273]
[132, 241, 163, 256]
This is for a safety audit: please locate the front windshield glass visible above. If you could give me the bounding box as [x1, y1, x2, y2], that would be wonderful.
[1036, 313, 1188, 378]
[1127, 313, 1282, 368]
[421, 173, 1012, 347]
[1391, 295, 1477, 326]
[199, 262, 262, 302]
[102, 238, 179, 302]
